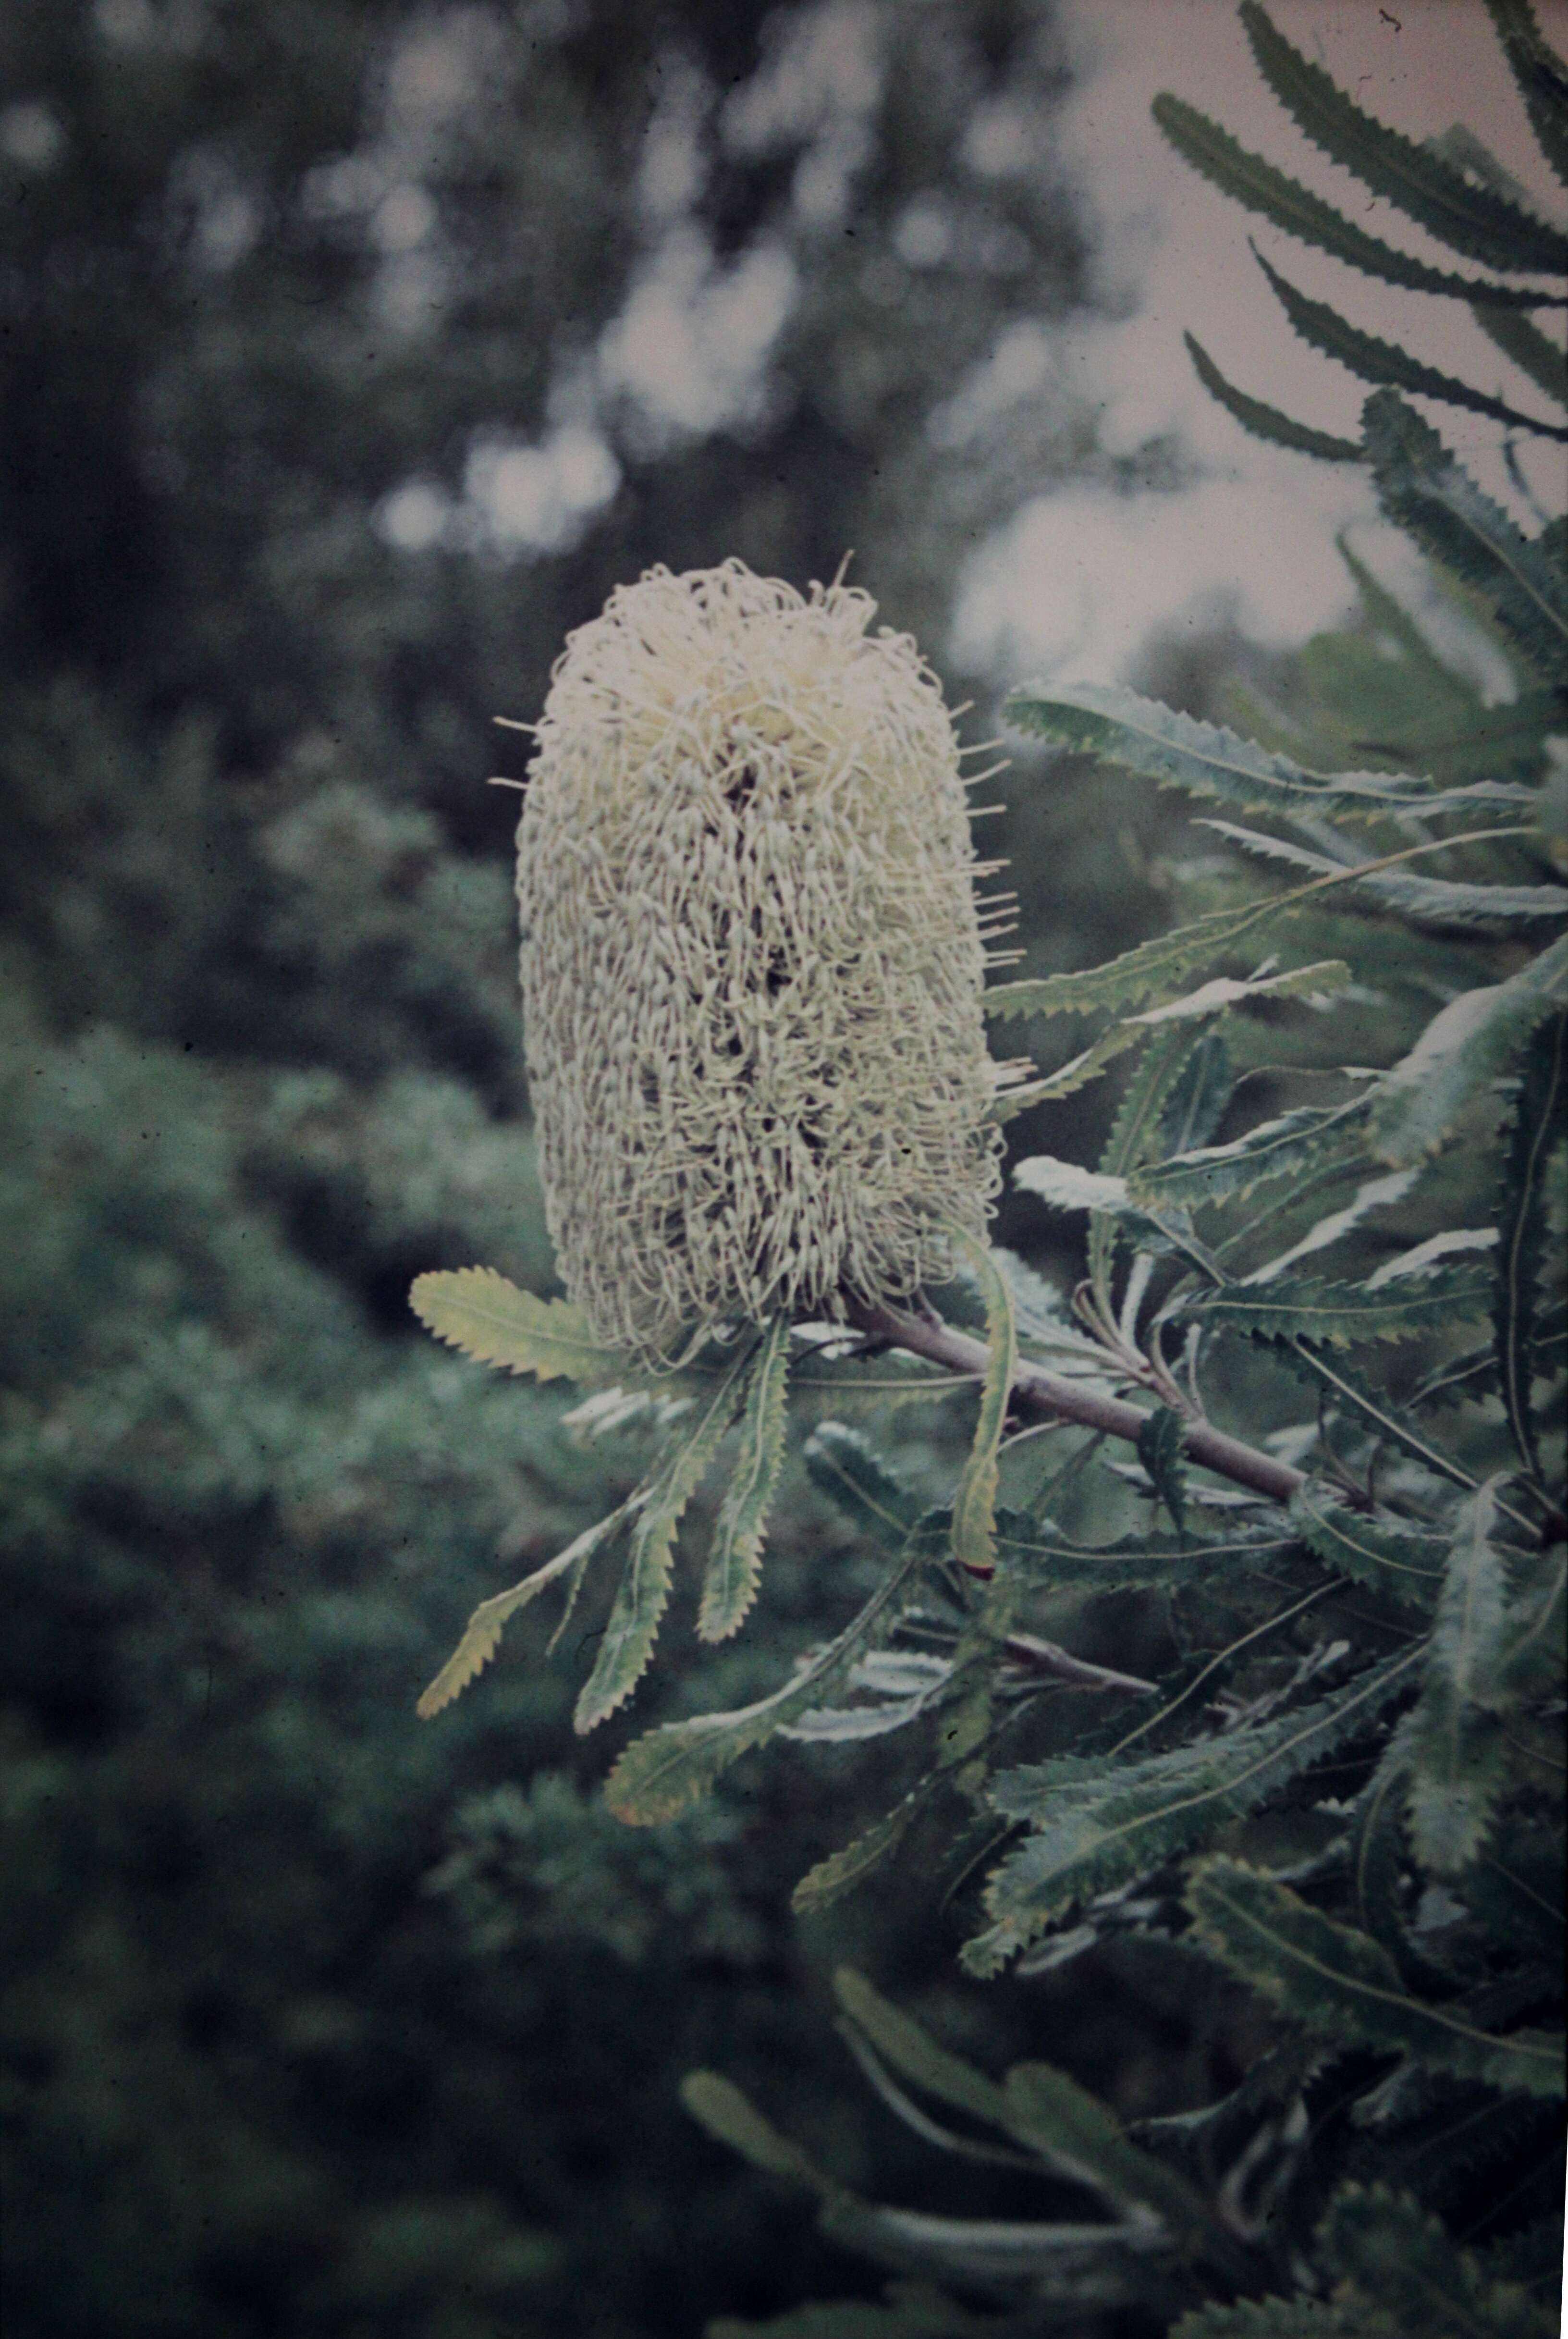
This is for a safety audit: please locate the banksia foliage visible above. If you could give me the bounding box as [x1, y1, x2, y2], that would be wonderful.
[514, 559, 1004, 1366]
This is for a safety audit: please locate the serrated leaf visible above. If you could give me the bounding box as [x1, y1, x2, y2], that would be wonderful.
[1137, 1406, 1188, 1537]
[605, 1525, 938, 1823]
[1201, 821, 1568, 927]
[968, 1649, 1421, 1967]
[416, 1493, 643, 1718]
[1134, 1096, 1372, 1210]
[984, 823, 1522, 1027]
[574, 1339, 757, 1733]
[947, 1235, 1017, 1576]
[1487, 0, 1568, 191]
[1370, 933, 1568, 1166]
[980, 1015, 1144, 1120]
[1151, 91, 1558, 306]
[1185, 1858, 1565, 2098]
[1323, 2182, 1558, 2337]
[1472, 302, 1568, 406]
[1183, 331, 1364, 462]
[1003, 678, 1485, 824]
[1181, 1263, 1494, 1347]
[1132, 961, 1353, 1022]
[1493, 1012, 1567, 1478]
[1242, 0, 1568, 275]
[1283, 1340, 1482, 1494]
[996, 1519, 1299, 1597]
[787, 1347, 976, 1417]
[1255, 247, 1568, 443]
[1362, 392, 1568, 682]
[1160, 1029, 1233, 1157]
[792, 1802, 919, 1915]
[409, 1268, 634, 1386]
[1291, 1480, 1447, 1612]
[1406, 1482, 1516, 1873]
[697, 1316, 790, 1644]
[804, 1423, 926, 1549]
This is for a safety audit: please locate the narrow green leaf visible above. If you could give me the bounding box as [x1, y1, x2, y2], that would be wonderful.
[1201, 821, 1568, 927]
[981, 1017, 1143, 1119]
[1472, 302, 1568, 406]
[833, 1970, 1012, 2132]
[787, 1348, 976, 1417]
[947, 1235, 1017, 1576]
[1136, 1406, 1188, 1537]
[792, 1801, 919, 1916]
[1130, 961, 1352, 1024]
[1255, 247, 1568, 443]
[574, 1339, 757, 1733]
[1290, 1480, 1447, 1612]
[1362, 391, 1568, 682]
[970, 1649, 1421, 1966]
[1003, 677, 1486, 823]
[605, 1526, 937, 1823]
[984, 821, 1526, 1026]
[1183, 331, 1364, 462]
[1134, 1096, 1372, 1210]
[1486, 0, 1568, 191]
[416, 1493, 643, 1718]
[1181, 1263, 1494, 1347]
[1187, 1858, 1566, 2097]
[1493, 1012, 1567, 1479]
[1152, 91, 1558, 306]
[1323, 2182, 1558, 2337]
[1242, 0, 1568, 274]
[804, 1424, 926, 1550]
[1406, 1482, 1516, 1873]
[681, 2073, 831, 2191]
[1002, 2064, 1231, 2261]
[697, 1317, 791, 1644]
[410, 1268, 635, 1386]
[1160, 1030, 1233, 1157]
[1370, 933, 1568, 1166]
[996, 1519, 1300, 1598]
[1283, 1340, 1481, 1494]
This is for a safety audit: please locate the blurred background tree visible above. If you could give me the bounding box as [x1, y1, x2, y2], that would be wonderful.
[0, 4, 1229, 2334]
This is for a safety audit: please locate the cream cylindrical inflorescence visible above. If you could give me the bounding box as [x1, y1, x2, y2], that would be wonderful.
[516, 559, 1004, 1366]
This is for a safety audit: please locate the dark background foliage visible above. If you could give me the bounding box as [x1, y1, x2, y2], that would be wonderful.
[0, 4, 1275, 2334]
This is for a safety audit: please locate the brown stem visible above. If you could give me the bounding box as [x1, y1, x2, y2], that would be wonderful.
[1000, 1633, 1155, 1696]
[845, 1293, 1308, 1510]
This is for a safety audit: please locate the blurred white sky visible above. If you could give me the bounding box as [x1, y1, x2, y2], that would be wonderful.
[953, 0, 1568, 690]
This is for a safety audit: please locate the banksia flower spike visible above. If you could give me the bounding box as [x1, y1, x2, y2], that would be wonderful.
[515, 559, 1006, 1367]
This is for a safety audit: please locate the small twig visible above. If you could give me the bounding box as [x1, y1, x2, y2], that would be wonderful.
[845, 1293, 1309, 1510]
[1000, 1633, 1155, 1697]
